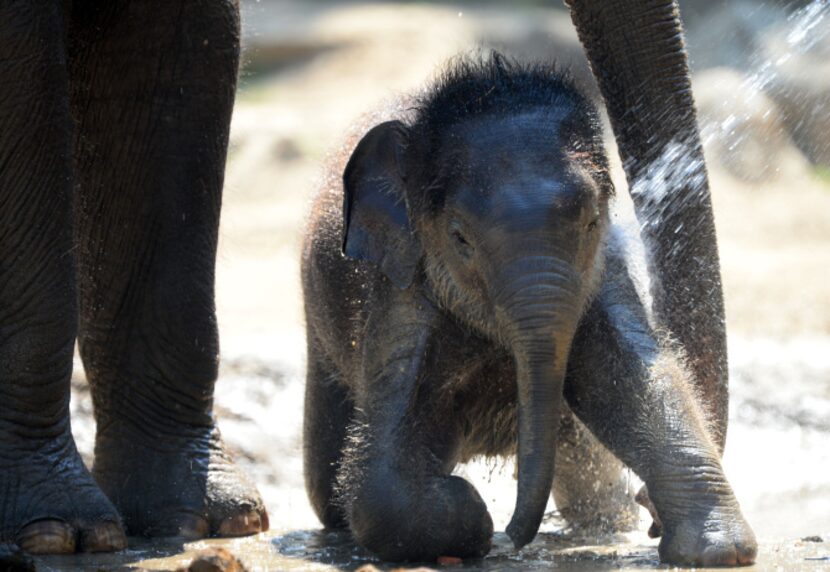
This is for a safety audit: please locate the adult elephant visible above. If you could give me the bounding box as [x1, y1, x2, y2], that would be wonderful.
[0, 0, 266, 554]
[566, 0, 728, 451]
[565, 0, 729, 532]
[0, 0, 725, 557]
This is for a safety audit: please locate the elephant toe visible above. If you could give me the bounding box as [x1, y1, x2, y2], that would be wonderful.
[647, 520, 662, 538]
[736, 538, 758, 565]
[78, 520, 128, 553]
[94, 425, 267, 541]
[635, 485, 663, 538]
[16, 519, 77, 555]
[658, 513, 757, 567]
[694, 533, 756, 567]
[701, 541, 739, 566]
[215, 508, 268, 537]
[4, 448, 126, 555]
[175, 513, 211, 540]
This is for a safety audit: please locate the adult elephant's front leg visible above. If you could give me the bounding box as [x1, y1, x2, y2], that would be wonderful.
[0, 1, 126, 554]
[566, 0, 729, 453]
[564, 258, 756, 566]
[340, 298, 493, 562]
[67, 0, 266, 538]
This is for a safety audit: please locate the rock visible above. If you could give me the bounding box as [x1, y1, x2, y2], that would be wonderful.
[694, 67, 809, 182]
[177, 548, 248, 572]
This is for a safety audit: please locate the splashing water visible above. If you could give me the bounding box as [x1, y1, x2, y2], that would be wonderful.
[746, 0, 830, 92]
[784, 0, 830, 57]
[610, 0, 830, 352]
[628, 0, 829, 209]
[700, 0, 830, 159]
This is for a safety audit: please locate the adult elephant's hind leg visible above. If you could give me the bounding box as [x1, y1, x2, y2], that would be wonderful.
[552, 407, 638, 533]
[0, 1, 125, 554]
[303, 342, 352, 528]
[67, 0, 266, 539]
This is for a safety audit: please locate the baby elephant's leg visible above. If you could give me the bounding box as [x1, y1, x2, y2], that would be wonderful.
[303, 342, 353, 529]
[338, 306, 493, 562]
[340, 414, 493, 562]
[566, 294, 756, 566]
[553, 407, 638, 533]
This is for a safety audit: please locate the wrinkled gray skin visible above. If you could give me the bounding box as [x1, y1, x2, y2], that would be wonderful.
[0, 0, 266, 554]
[1, 0, 736, 563]
[565, 0, 730, 453]
[302, 55, 756, 566]
[566, 0, 732, 539]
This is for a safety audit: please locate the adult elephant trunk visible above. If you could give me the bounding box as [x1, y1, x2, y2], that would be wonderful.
[565, 0, 728, 452]
[496, 268, 581, 549]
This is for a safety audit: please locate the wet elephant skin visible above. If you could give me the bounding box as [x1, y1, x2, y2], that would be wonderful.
[0, 0, 266, 555]
[302, 54, 757, 566]
[2, 0, 741, 565]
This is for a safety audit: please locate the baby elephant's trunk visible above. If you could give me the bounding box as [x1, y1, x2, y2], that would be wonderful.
[506, 351, 563, 548]
[497, 265, 582, 548]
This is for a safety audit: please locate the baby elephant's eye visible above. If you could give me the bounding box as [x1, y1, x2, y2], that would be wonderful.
[586, 219, 599, 233]
[449, 220, 473, 257]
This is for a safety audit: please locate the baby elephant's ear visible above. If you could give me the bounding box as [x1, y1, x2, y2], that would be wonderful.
[342, 120, 420, 289]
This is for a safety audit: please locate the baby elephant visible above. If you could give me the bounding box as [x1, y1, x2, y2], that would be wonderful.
[301, 55, 756, 566]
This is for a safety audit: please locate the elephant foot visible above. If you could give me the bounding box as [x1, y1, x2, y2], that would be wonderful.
[93, 424, 268, 539]
[348, 473, 493, 562]
[634, 485, 663, 538]
[657, 497, 757, 566]
[0, 431, 126, 554]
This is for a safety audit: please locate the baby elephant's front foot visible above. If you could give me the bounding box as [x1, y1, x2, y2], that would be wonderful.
[658, 494, 757, 566]
[349, 473, 493, 562]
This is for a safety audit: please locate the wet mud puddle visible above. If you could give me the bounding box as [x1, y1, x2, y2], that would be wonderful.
[29, 530, 828, 571]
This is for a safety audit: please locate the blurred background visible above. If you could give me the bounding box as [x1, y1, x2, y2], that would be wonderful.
[68, 0, 830, 565]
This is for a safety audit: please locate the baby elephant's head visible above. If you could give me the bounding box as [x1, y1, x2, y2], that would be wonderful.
[341, 54, 614, 547]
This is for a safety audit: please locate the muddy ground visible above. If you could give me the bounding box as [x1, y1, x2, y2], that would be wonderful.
[45, 1, 830, 570]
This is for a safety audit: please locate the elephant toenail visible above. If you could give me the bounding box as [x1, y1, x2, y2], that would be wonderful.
[177, 515, 210, 540]
[217, 511, 262, 537]
[16, 519, 76, 554]
[79, 520, 127, 552]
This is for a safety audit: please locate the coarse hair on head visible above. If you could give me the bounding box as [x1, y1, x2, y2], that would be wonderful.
[401, 51, 612, 210]
[408, 50, 602, 153]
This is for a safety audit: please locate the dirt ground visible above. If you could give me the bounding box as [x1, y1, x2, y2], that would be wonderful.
[50, 1, 830, 570]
